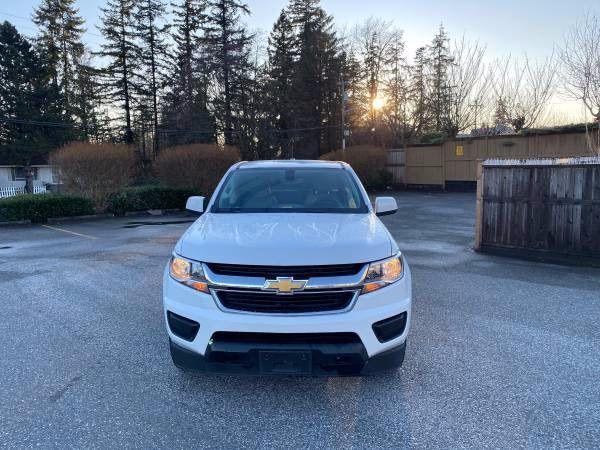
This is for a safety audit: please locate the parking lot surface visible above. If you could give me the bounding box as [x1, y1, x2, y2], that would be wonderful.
[1, 192, 599, 449]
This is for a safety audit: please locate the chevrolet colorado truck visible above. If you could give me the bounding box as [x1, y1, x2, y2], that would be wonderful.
[163, 160, 412, 375]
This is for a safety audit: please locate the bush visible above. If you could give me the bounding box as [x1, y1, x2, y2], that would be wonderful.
[419, 131, 447, 144]
[154, 143, 240, 194]
[0, 194, 94, 223]
[50, 142, 135, 206]
[321, 145, 392, 190]
[106, 186, 198, 216]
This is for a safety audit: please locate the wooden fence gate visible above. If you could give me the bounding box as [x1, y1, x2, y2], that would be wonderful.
[475, 157, 600, 266]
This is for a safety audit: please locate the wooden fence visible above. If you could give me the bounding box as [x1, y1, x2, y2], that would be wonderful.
[474, 157, 600, 266]
[386, 149, 406, 184]
[389, 131, 596, 187]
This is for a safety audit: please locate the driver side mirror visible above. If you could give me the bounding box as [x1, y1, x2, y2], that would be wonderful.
[374, 197, 398, 217]
[186, 196, 205, 214]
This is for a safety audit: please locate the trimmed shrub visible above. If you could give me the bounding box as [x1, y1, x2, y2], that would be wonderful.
[0, 194, 94, 223]
[106, 186, 198, 216]
[154, 143, 240, 194]
[321, 145, 392, 190]
[50, 142, 136, 206]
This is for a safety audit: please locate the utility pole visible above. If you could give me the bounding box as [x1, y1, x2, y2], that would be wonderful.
[340, 77, 347, 152]
[470, 99, 482, 131]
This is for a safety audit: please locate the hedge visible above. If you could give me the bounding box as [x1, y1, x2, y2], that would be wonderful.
[50, 141, 135, 206]
[154, 143, 240, 194]
[106, 185, 198, 216]
[0, 194, 94, 223]
[321, 145, 394, 191]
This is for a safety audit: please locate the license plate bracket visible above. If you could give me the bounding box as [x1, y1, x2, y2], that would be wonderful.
[259, 350, 312, 375]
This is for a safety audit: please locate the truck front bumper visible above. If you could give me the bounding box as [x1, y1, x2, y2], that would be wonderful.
[169, 337, 406, 376]
[163, 263, 412, 376]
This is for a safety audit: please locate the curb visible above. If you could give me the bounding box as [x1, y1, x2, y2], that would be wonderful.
[0, 220, 31, 227]
[1, 209, 188, 227]
[47, 213, 115, 224]
[124, 208, 183, 217]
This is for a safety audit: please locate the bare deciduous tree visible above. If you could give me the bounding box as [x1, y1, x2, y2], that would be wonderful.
[447, 37, 492, 135]
[353, 17, 398, 127]
[492, 54, 557, 132]
[559, 13, 600, 154]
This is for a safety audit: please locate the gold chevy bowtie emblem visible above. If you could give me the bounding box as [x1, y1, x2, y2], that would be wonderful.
[263, 277, 308, 294]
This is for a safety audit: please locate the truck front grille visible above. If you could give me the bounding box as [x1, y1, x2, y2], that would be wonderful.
[206, 263, 364, 279]
[215, 289, 356, 314]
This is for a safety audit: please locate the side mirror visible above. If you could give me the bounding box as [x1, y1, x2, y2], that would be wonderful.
[374, 197, 398, 217]
[186, 196, 205, 214]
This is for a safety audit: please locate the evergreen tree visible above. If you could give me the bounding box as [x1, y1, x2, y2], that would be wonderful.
[133, 0, 170, 154]
[74, 55, 108, 141]
[427, 24, 454, 132]
[234, 47, 278, 160]
[96, 0, 139, 143]
[203, 0, 253, 145]
[162, 0, 215, 146]
[33, 0, 85, 117]
[383, 31, 411, 146]
[493, 98, 510, 126]
[266, 10, 295, 155]
[411, 46, 430, 135]
[0, 21, 70, 165]
[286, 0, 343, 158]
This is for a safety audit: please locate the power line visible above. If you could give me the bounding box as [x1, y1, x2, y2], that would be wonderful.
[0, 117, 343, 134]
[0, 117, 78, 128]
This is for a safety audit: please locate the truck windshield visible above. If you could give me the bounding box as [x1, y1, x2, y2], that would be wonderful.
[212, 167, 368, 213]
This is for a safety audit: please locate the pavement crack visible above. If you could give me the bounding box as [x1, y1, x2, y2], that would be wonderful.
[48, 375, 82, 403]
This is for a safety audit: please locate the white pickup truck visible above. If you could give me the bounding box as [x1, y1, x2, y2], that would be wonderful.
[163, 160, 412, 375]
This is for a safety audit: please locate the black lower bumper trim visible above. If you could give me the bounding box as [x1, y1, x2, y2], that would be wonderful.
[169, 338, 406, 376]
[167, 311, 199, 341]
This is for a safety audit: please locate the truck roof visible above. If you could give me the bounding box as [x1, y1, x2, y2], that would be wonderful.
[238, 160, 346, 170]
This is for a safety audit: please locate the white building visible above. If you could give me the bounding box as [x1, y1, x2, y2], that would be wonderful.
[0, 165, 57, 184]
[0, 165, 58, 198]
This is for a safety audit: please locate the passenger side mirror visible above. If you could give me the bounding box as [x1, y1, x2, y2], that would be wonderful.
[186, 196, 205, 214]
[374, 197, 398, 217]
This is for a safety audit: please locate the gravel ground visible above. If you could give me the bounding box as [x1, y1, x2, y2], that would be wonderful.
[1, 192, 599, 449]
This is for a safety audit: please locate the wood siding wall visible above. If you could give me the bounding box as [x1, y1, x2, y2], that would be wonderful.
[405, 145, 444, 185]
[474, 161, 600, 266]
[395, 132, 595, 187]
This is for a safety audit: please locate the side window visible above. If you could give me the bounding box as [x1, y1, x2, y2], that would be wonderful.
[12, 167, 25, 181]
[12, 167, 38, 181]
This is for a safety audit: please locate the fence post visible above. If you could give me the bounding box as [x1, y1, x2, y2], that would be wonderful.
[474, 160, 485, 251]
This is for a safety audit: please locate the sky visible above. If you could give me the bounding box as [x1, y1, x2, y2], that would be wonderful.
[1, 0, 599, 123]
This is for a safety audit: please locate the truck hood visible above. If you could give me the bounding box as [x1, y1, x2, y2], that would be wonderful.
[177, 212, 394, 265]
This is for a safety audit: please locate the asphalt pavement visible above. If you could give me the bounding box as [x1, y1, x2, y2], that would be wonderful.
[1, 192, 599, 449]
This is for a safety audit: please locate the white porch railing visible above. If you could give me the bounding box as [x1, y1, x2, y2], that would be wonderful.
[33, 184, 47, 194]
[0, 182, 47, 199]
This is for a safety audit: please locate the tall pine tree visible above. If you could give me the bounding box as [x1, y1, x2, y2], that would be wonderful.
[162, 0, 215, 146]
[33, 0, 85, 119]
[96, 0, 139, 143]
[0, 21, 70, 165]
[427, 24, 454, 133]
[133, 0, 169, 154]
[266, 10, 295, 155]
[203, 0, 253, 145]
[286, 0, 344, 158]
[411, 46, 430, 136]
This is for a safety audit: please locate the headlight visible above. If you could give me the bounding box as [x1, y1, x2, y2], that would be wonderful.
[169, 255, 209, 294]
[362, 254, 403, 294]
